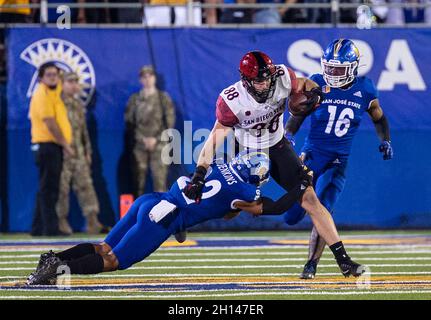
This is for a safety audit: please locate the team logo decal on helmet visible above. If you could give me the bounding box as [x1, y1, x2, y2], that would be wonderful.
[229, 150, 270, 186]
[321, 39, 360, 88]
[239, 51, 277, 103]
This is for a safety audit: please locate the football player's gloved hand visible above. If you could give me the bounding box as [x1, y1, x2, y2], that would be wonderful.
[378, 140, 393, 160]
[299, 87, 324, 116]
[183, 166, 207, 203]
[300, 164, 313, 188]
[302, 87, 324, 107]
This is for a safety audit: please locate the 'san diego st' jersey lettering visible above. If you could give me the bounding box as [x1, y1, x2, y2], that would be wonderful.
[304, 74, 379, 156]
[216, 64, 297, 149]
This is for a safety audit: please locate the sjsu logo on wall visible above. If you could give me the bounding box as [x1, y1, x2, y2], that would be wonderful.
[20, 38, 96, 106]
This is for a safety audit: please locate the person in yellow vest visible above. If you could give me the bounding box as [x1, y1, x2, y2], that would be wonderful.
[29, 62, 74, 236]
[0, 0, 32, 23]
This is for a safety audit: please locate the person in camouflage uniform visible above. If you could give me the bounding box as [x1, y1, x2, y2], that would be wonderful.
[125, 65, 176, 195]
[56, 72, 105, 235]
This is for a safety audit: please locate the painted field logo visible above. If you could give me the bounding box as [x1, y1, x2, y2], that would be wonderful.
[20, 38, 96, 106]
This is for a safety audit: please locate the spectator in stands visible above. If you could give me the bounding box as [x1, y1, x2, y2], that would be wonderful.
[204, 0, 219, 24]
[281, 0, 307, 23]
[29, 62, 74, 236]
[254, 0, 297, 24]
[220, 0, 255, 23]
[124, 66, 175, 196]
[339, 0, 362, 23]
[300, 0, 330, 23]
[112, 0, 141, 23]
[386, 0, 431, 24]
[143, 0, 202, 26]
[0, 0, 33, 22]
[76, 0, 111, 23]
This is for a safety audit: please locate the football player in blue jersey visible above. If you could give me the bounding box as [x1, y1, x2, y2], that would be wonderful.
[27, 150, 365, 285]
[284, 39, 393, 279]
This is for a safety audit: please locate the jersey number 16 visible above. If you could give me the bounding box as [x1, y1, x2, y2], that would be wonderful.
[325, 105, 354, 138]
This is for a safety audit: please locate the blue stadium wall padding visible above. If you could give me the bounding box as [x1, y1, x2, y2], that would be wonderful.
[5, 27, 431, 231]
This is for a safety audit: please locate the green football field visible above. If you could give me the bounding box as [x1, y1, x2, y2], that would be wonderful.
[0, 230, 430, 300]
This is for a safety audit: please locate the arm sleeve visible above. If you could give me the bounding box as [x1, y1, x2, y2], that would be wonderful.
[261, 164, 313, 215]
[215, 95, 239, 127]
[232, 186, 261, 210]
[260, 187, 302, 215]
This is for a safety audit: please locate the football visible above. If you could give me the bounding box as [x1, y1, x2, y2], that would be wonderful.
[288, 92, 310, 116]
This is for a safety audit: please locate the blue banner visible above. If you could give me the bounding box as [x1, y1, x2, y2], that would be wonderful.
[6, 27, 431, 231]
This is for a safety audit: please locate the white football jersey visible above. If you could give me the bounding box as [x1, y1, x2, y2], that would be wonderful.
[218, 64, 295, 149]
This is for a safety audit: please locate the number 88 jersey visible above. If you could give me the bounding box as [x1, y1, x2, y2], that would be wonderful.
[304, 73, 379, 157]
[216, 64, 297, 149]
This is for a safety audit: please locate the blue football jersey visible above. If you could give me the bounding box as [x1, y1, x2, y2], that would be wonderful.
[303, 74, 378, 156]
[165, 161, 260, 228]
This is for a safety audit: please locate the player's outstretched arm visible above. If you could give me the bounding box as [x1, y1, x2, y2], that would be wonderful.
[368, 99, 393, 160]
[183, 121, 232, 203]
[196, 120, 232, 169]
[232, 200, 263, 216]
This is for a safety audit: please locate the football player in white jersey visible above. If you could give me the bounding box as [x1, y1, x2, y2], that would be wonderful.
[183, 51, 366, 277]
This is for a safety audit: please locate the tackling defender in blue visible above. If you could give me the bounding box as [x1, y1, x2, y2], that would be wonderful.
[27, 150, 365, 285]
[27, 151, 268, 284]
[284, 39, 393, 279]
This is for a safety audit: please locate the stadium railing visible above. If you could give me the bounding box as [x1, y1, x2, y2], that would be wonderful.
[0, 1, 431, 27]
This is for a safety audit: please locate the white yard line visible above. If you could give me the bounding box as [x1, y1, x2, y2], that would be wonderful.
[2, 264, 431, 272]
[1, 250, 431, 259]
[1, 245, 431, 253]
[3, 257, 431, 265]
[2, 271, 431, 280]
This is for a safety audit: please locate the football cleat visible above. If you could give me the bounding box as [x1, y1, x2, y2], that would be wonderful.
[174, 231, 187, 243]
[299, 259, 318, 279]
[26, 256, 64, 286]
[35, 250, 57, 273]
[337, 259, 366, 277]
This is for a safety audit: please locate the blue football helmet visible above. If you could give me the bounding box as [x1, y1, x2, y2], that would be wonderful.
[321, 39, 360, 88]
[229, 150, 270, 187]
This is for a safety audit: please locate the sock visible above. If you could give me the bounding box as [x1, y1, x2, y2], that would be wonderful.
[329, 241, 350, 262]
[56, 243, 96, 261]
[66, 254, 105, 275]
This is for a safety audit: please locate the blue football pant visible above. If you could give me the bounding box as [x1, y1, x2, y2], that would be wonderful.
[104, 193, 174, 270]
[283, 151, 347, 225]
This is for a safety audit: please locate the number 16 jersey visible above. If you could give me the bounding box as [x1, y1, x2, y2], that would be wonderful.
[216, 64, 297, 149]
[304, 74, 379, 157]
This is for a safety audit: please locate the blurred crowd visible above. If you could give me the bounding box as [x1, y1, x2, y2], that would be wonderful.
[0, 0, 430, 25]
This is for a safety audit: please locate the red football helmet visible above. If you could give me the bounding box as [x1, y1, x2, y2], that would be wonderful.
[239, 51, 277, 103]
